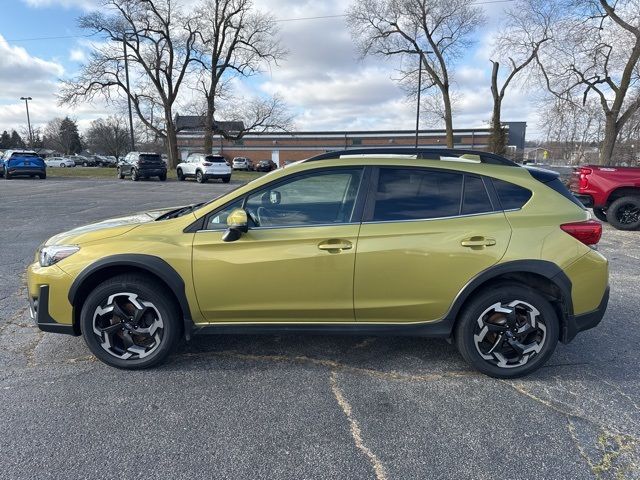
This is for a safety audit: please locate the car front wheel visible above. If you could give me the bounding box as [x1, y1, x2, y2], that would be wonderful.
[196, 170, 206, 183]
[80, 274, 181, 369]
[455, 283, 559, 378]
[177, 168, 184, 181]
[131, 168, 139, 181]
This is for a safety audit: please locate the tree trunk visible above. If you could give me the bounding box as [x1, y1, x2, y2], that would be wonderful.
[204, 95, 214, 154]
[165, 119, 180, 169]
[600, 114, 618, 165]
[489, 99, 506, 155]
[442, 87, 454, 148]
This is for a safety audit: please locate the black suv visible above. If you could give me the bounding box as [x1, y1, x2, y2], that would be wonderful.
[117, 152, 167, 181]
[255, 159, 278, 172]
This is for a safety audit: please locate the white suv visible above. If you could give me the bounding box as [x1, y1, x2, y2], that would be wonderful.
[176, 154, 232, 183]
[232, 157, 252, 171]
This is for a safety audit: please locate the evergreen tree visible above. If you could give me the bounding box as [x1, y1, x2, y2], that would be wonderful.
[10, 131, 25, 149]
[0, 131, 10, 149]
[60, 117, 82, 154]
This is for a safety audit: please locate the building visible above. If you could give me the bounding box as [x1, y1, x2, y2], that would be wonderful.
[175, 116, 527, 166]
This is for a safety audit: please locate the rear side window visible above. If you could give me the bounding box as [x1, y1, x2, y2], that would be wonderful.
[544, 178, 585, 209]
[372, 168, 463, 221]
[492, 179, 533, 210]
[462, 175, 494, 215]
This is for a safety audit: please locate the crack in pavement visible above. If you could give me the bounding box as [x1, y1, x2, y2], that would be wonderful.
[330, 370, 388, 480]
[567, 418, 638, 479]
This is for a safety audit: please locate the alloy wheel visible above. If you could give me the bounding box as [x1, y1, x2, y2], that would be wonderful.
[92, 292, 164, 360]
[473, 300, 546, 369]
[615, 203, 640, 225]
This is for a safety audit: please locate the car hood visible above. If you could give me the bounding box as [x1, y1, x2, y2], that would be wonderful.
[44, 207, 179, 246]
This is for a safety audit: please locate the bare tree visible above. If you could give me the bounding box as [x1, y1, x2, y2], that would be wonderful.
[347, 0, 485, 147]
[59, 0, 199, 167]
[488, 0, 553, 154]
[534, 0, 640, 164]
[193, 0, 286, 153]
[85, 116, 130, 159]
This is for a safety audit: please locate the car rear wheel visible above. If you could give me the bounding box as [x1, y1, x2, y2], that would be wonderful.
[222, 176, 231, 183]
[592, 207, 607, 222]
[80, 274, 181, 369]
[61, 164, 66, 168]
[83, 161, 88, 167]
[607, 196, 640, 230]
[39, 173, 46, 180]
[455, 284, 559, 378]
[117, 168, 124, 179]
[159, 173, 167, 181]
[131, 168, 139, 181]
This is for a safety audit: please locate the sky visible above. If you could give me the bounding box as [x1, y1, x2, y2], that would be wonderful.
[0, 0, 542, 138]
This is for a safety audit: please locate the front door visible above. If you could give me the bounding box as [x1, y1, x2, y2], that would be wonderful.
[354, 167, 511, 323]
[192, 168, 365, 323]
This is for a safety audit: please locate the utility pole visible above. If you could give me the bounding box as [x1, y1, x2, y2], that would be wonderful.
[123, 38, 135, 152]
[20, 97, 33, 147]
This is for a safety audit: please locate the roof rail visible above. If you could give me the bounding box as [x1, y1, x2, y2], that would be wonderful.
[304, 148, 519, 167]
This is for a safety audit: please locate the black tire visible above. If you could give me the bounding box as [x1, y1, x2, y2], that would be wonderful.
[80, 274, 181, 369]
[131, 168, 139, 181]
[592, 207, 607, 222]
[61, 163, 66, 168]
[177, 169, 184, 181]
[83, 161, 88, 167]
[196, 170, 206, 183]
[159, 173, 167, 181]
[117, 168, 125, 179]
[39, 173, 46, 180]
[607, 196, 640, 231]
[5, 172, 11, 179]
[454, 283, 559, 378]
[222, 176, 231, 183]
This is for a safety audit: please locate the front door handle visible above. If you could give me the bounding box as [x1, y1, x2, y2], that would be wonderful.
[318, 239, 353, 252]
[461, 237, 496, 248]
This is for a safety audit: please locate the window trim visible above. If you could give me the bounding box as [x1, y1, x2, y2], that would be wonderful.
[196, 166, 370, 232]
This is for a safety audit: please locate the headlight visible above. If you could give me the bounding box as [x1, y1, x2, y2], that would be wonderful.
[39, 245, 80, 267]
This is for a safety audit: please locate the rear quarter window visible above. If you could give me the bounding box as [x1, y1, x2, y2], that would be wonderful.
[492, 179, 533, 210]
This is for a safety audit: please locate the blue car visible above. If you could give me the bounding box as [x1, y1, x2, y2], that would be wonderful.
[2, 150, 46, 179]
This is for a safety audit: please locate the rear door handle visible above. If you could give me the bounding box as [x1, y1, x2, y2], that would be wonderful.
[461, 237, 496, 248]
[318, 240, 353, 252]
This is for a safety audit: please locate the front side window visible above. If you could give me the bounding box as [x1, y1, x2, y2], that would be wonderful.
[205, 199, 244, 230]
[371, 168, 463, 222]
[245, 169, 363, 228]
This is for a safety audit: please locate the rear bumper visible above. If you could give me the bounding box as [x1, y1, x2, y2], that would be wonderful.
[7, 167, 46, 176]
[204, 173, 231, 179]
[573, 193, 594, 208]
[563, 285, 609, 343]
[29, 285, 77, 336]
[138, 169, 166, 177]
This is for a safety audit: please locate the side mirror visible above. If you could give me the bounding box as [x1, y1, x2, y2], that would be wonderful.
[222, 208, 248, 242]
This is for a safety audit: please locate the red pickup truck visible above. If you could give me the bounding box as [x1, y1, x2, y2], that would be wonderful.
[571, 165, 640, 230]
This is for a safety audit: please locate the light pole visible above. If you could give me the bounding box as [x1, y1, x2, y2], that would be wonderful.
[20, 97, 33, 147]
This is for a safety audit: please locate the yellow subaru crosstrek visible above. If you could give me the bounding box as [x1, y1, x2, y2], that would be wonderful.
[27, 149, 609, 378]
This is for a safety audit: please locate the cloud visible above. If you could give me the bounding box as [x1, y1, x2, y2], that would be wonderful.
[69, 48, 87, 62]
[21, 0, 98, 8]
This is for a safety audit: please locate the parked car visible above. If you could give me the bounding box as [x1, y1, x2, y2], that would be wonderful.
[571, 165, 640, 230]
[27, 147, 608, 377]
[255, 159, 277, 172]
[73, 155, 96, 167]
[176, 153, 231, 183]
[117, 152, 167, 181]
[45, 157, 75, 168]
[232, 157, 253, 171]
[95, 155, 117, 167]
[2, 150, 46, 179]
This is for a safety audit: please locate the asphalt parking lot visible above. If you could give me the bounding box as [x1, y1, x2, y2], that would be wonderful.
[1, 177, 639, 480]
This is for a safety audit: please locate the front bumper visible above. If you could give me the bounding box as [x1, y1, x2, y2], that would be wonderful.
[563, 285, 609, 343]
[29, 285, 77, 335]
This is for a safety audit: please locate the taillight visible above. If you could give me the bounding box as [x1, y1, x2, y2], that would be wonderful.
[560, 220, 602, 245]
[578, 167, 592, 189]
[202, 162, 212, 166]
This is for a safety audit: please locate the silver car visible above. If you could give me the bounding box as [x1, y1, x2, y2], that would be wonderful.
[44, 157, 75, 168]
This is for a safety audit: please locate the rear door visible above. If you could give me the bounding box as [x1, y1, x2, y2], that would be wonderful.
[354, 167, 511, 323]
